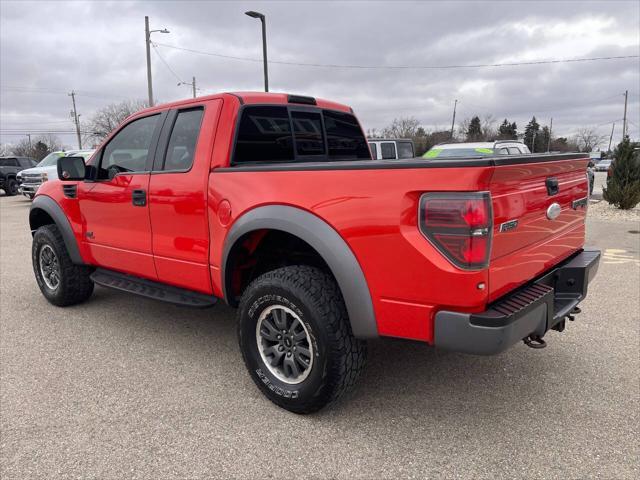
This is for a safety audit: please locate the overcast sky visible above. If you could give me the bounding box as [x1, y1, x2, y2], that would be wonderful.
[1, 0, 639, 149]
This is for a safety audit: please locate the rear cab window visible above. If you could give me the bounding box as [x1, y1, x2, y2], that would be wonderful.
[381, 142, 397, 160]
[233, 105, 371, 164]
[397, 141, 414, 159]
[0, 158, 19, 167]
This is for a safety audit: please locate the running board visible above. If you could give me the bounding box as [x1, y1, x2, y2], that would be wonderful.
[90, 268, 217, 308]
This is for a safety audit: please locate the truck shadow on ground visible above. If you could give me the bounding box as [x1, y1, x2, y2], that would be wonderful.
[84, 286, 559, 422]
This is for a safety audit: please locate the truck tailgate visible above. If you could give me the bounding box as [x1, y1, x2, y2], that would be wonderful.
[488, 155, 590, 302]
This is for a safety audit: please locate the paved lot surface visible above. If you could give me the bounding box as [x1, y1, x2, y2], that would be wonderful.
[1, 193, 639, 479]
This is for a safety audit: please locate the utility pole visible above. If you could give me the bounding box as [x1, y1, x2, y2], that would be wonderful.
[68, 90, 82, 149]
[178, 76, 197, 98]
[608, 122, 615, 152]
[145, 16, 170, 107]
[245, 11, 269, 92]
[450, 99, 458, 139]
[622, 89, 628, 139]
[547, 117, 553, 152]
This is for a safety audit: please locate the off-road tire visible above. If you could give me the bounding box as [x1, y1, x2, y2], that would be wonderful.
[5, 178, 18, 196]
[32, 224, 94, 306]
[238, 265, 367, 414]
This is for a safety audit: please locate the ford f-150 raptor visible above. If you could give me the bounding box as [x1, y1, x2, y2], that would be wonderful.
[29, 92, 600, 413]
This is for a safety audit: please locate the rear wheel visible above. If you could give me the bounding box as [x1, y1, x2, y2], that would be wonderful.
[238, 266, 367, 414]
[5, 178, 18, 196]
[32, 224, 94, 306]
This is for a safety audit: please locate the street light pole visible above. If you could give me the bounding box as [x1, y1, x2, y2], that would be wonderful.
[178, 76, 197, 98]
[245, 11, 269, 92]
[144, 16, 170, 107]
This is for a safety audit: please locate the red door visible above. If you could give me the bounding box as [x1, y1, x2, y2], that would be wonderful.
[148, 100, 221, 294]
[78, 112, 166, 280]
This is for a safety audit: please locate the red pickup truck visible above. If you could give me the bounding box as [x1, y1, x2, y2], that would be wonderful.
[29, 92, 600, 413]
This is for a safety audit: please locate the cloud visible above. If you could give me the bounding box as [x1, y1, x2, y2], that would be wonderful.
[1, 0, 638, 148]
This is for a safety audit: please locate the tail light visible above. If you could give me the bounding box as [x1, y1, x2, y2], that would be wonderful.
[418, 192, 493, 270]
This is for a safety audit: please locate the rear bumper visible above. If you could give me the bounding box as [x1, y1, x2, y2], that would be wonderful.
[434, 249, 600, 355]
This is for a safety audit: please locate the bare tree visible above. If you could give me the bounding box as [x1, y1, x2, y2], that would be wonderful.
[0, 143, 12, 156]
[366, 128, 381, 139]
[382, 117, 420, 139]
[574, 127, 607, 152]
[85, 99, 149, 144]
[10, 135, 64, 160]
[481, 114, 497, 141]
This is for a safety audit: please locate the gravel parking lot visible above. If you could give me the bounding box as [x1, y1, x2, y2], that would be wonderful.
[1, 188, 639, 479]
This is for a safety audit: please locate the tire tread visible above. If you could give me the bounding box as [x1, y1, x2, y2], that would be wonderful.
[239, 265, 367, 413]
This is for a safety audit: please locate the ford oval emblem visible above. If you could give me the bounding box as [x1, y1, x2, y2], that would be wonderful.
[546, 203, 562, 220]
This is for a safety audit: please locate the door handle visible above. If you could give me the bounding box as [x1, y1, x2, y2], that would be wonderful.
[132, 189, 147, 207]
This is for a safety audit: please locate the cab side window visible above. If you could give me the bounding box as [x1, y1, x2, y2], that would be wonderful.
[99, 114, 160, 179]
[162, 108, 204, 171]
[369, 143, 378, 159]
[381, 142, 397, 160]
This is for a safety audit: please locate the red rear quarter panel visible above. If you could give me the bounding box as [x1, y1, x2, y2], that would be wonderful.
[208, 166, 494, 342]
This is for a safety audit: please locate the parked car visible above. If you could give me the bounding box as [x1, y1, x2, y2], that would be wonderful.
[18, 150, 94, 199]
[595, 159, 612, 172]
[0, 156, 38, 196]
[423, 140, 531, 158]
[29, 92, 599, 413]
[367, 139, 415, 159]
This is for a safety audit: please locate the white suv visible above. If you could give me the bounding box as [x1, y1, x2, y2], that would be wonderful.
[18, 150, 94, 199]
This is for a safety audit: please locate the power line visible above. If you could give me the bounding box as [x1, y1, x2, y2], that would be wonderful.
[153, 42, 639, 70]
[150, 41, 185, 84]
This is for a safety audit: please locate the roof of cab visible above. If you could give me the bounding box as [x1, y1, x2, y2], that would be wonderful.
[132, 91, 352, 119]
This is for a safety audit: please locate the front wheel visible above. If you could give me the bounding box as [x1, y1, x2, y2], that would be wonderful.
[5, 178, 18, 196]
[32, 224, 94, 306]
[238, 266, 367, 414]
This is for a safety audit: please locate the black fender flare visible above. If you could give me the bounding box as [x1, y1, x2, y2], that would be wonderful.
[222, 205, 378, 339]
[30, 195, 84, 265]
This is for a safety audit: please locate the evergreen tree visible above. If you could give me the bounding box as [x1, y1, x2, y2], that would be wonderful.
[539, 126, 551, 152]
[466, 116, 483, 142]
[498, 119, 517, 139]
[603, 137, 640, 209]
[524, 117, 540, 152]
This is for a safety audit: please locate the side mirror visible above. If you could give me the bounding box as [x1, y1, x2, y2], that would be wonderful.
[57, 156, 86, 181]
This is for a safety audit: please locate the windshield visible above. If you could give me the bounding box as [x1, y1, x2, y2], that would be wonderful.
[423, 147, 494, 158]
[37, 152, 65, 167]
